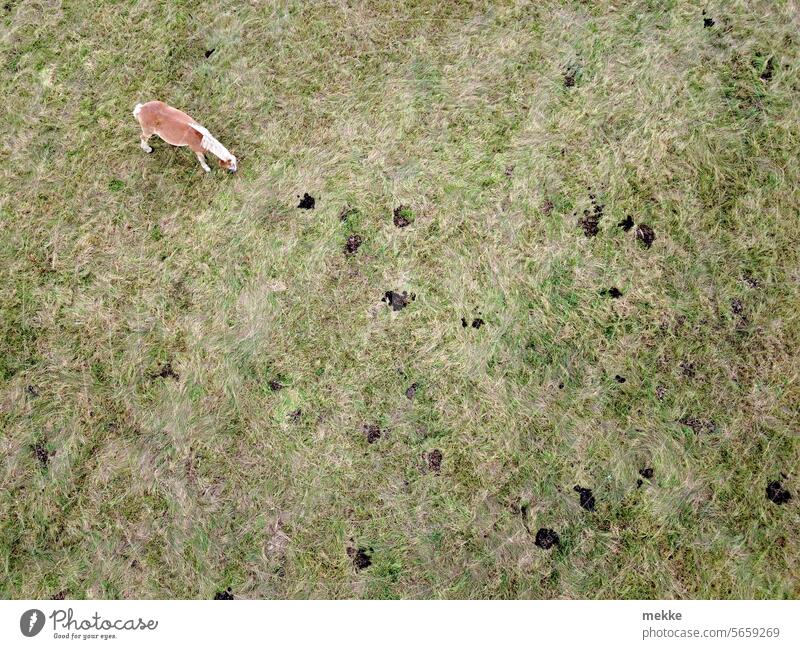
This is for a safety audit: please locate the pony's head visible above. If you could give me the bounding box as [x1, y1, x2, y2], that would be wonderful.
[219, 155, 238, 173]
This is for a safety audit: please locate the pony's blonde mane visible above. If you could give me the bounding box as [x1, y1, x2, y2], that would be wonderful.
[189, 123, 233, 161]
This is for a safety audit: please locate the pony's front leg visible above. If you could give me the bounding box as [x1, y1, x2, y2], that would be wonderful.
[140, 133, 153, 153]
[195, 152, 211, 172]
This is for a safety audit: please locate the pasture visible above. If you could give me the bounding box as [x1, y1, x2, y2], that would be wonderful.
[1, 0, 798, 598]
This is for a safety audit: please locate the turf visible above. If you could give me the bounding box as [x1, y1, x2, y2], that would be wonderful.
[1, 0, 798, 599]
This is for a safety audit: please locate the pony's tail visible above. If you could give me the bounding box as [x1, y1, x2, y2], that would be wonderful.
[132, 103, 143, 119]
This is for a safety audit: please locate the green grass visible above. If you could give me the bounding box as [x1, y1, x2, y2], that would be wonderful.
[1, 0, 798, 599]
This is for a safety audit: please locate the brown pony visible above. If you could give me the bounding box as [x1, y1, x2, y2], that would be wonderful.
[133, 101, 237, 173]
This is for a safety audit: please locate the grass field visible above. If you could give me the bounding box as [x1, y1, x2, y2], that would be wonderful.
[1, 0, 799, 599]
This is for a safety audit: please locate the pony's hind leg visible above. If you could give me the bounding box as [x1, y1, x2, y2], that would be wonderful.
[140, 129, 153, 153]
[195, 152, 211, 172]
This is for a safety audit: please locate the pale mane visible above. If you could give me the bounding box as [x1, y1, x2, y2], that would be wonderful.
[189, 123, 232, 160]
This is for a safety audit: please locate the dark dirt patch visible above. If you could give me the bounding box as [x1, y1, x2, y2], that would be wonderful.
[614, 375, 626, 383]
[680, 361, 696, 378]
[347, 546, 373, 571]
[541, 199, 554, 215]
[289, 408, 302, 422]
[269, 379, 284, 391]
[51, 590, 66, 600]
[204, 48, 215, 58]
[760, 56, 775, 81]
[558, 382, 564, 389]
[655, 384, 667, 400]
[639, 467, 654, 480]
[504, 165, 515, 177]
[344, 234, 363, 255]
[534, 528, 560, 550]
[766, 481, 791, 505]
[214, 587, 234, 600]
[680, 416, 716, 434]
[578, 203, 603, 237]
[26, 384, 39, 397]
[461, 317, 468, 328]
[297, 193, 315, 209]
[573, 485, 596, 511]
[383, 290, 414, 311]
[563, 65, 577, 87]
[601, 287, 623, 299]
[425, 449, 443, 473]
[618, 215, 634, 231]
[405, 383, 418, 400]
[730, 298, 744, 315]
[364, 424, 381, 444]
[636, 479, 644, 488]
[636, 224, 656, 249]
[393, 205, 413, 228]
[703, 13, 714, 28]
[152, 363, 179, 381]
[471, 318, 485, 329]
[32, 442, 52, 469]
[743, 272, 761, 289]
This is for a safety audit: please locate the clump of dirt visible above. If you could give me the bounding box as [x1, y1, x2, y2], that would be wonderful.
[425, 449, 443, 473]
[766, 481, 791, 505]
[289, 408, 302, 422]
[573, 485, 596, 511]
[618, 215, 634, 231]
[151, 363, 179, 380]
[563, 65, 578, 87]
[760, 57, 774, 82]
[636, 479, 644, 488]
[383, 290, 414, 311]
[471, 318, 485, 329]
[347, 545, 373, 570]
[730, 298, 743, 315]
[680, 416, 716, 434]
[269, 379, 284, 391]
[204, 48, 215, 58]
[743, 272, 761, 289]
[636, 224, 656, 249]
[214, 587, 234, 600]
[579, 203, 603, 237]
[614, 375, 626, 383]
[541, 199, 554, 215]
[393, 205, 413, 227]
[32, 442, 52, 469]
[639, 467, 654, 480]
[345, 234, 363, 255]
[534, 528, 560, 550]
[461, 317, 468, 328]
[405, 383, 418, 400]
[51, 590, 66, 600]
[297, 193, 315, 209]
[601, 287, 623, 299]
[655, 384, 667, 400]
[26, 384, 39, 397]
[364, 424, 381, 444]
[680, 361, 696, 378]
[504, 165, 515, 177]
[702, 11, 714, 28]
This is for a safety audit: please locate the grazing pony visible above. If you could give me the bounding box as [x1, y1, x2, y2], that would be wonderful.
[133, 101, 237, 173]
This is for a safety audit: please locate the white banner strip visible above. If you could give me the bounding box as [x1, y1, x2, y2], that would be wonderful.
[1, 600, 797, 648]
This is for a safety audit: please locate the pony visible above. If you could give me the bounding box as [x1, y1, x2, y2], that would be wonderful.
[133, 101, 237, 173]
